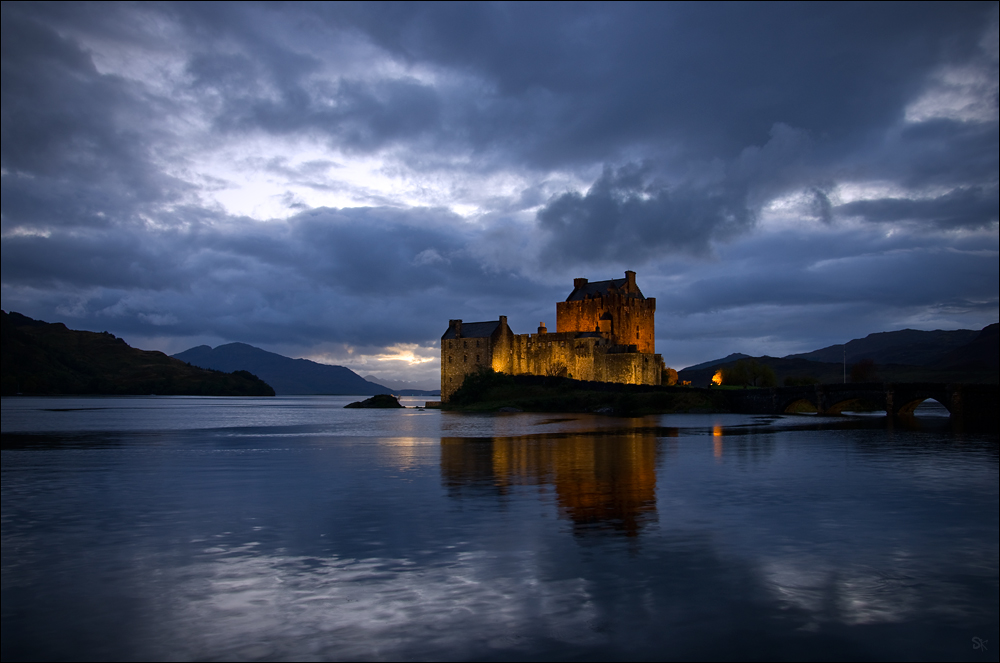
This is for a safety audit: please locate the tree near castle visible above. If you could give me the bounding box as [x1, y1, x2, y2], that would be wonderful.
[722, 359, 777, 388]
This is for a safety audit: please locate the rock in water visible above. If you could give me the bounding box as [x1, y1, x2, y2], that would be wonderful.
[344, 394, 404, 408]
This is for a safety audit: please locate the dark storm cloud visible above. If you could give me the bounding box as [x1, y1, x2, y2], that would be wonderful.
[33, 2, 981, 173]
[2, 2, 997, 365]
[844, 119, 1000, 195]
[650, 226, 998, 365]
[537, 163, 754, 265]
[197, 68, 445, 153]
[9, 2, 995, 220]
[329, 3, 991, 159]
[837, 185, 999, 229]
[674, 235, 998, 314]
[1, 4, 186, 231]
[1, 203, 552, 347]
[534, 121, 833, 264]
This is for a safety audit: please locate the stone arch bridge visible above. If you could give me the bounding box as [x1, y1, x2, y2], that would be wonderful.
[721, 383, 998, 428]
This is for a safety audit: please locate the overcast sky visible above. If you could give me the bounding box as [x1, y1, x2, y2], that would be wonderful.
[2, 2, 997, 388]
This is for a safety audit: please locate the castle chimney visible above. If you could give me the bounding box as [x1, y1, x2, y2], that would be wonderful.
[538, 322, 547, 334]
[625, 270, 636, 290]
[574, 277, 588, 289]
[450, 319, 463, 338]
[499, 315, 507, 328]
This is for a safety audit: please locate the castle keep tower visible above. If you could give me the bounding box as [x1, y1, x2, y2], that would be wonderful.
[441, 272, 662, 401]
[557, 270, 655, 353]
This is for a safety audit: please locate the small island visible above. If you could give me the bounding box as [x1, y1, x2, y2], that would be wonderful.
[344, 394, 405, 408]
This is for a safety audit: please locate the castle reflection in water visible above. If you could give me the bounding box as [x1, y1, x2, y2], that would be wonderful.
[441, 425, 679, 537]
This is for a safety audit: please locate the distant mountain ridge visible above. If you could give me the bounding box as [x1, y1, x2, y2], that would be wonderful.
[173, 343, 440, 396]
[363, 375, 440, 395]
[682, 353, 752, 372]
[2, 312, 274, 396]
[173, 343, 387, 395]
[678, 323, 998, 387]
[786, 328, 982, 366]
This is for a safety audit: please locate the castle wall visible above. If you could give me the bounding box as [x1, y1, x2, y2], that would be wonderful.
[504, 333, 598, 380]
[504, 333, 660, 386]
[598, 350, 662, 386]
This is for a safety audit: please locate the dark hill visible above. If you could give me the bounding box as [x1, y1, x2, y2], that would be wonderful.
[1, 311, 274, 396]
[682, 353, 752, 372]
[680, 356, 843, 388]
[934, 323, 999, 371]
[173, 343, 390, 395]
[678, 323, 998, 387]
[787, 328, 980, 366]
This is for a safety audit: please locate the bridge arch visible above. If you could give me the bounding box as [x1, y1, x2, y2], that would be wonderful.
[824, 396, 885, 415]
[781, 398, 818, 414]
[895, 396, 952, 417]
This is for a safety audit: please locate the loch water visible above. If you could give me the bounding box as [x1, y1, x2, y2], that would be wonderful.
[2, 396, 997, 662]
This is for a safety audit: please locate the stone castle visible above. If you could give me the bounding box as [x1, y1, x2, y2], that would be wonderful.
[441, 271, 664, 401]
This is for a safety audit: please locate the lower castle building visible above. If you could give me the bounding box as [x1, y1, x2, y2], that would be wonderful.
[441, 271, 664, 401]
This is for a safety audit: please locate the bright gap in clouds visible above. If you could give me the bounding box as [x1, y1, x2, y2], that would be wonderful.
[65, 11, 590, 223]
[903, 20, 999, 125]
[181, 134, 589, 221]
[303, 344, 440, 389]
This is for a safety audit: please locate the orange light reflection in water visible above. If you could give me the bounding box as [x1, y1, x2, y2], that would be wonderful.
[713, 425, 723, 458]
[441, 426, 663, 537]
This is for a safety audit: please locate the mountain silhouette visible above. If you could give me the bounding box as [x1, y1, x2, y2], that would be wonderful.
[681, 353, 752, 372]
[2, 312, 274, 396]
[786, 328, 981, 366]
[933, 323, 999, 371]
[173, 343, 393, 395]
[678, 324, 997, 386]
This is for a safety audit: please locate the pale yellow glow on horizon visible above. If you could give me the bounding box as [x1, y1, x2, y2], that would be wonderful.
[304, 343, 438, 370]
[372, 346, 436, 365]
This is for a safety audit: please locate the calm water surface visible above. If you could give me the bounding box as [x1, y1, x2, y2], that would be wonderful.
[2, 396, 997, 661]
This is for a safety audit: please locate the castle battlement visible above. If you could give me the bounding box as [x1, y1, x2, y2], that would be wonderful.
[441, 272, 663, 401]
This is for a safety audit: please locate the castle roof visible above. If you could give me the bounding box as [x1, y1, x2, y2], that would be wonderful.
[566, 278, 644, 301]
[441, 320, 501, 339]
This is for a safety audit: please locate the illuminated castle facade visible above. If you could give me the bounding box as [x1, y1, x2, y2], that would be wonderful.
[441, 271, 663, 401]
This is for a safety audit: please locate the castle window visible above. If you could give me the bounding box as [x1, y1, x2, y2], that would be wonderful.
[464, 354, 468, 363]
[476, 355, 480, 362]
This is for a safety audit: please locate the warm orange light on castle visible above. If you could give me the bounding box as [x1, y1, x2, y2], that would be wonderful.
[712, 370, 723, 385]
[440, 272, 664, 401]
